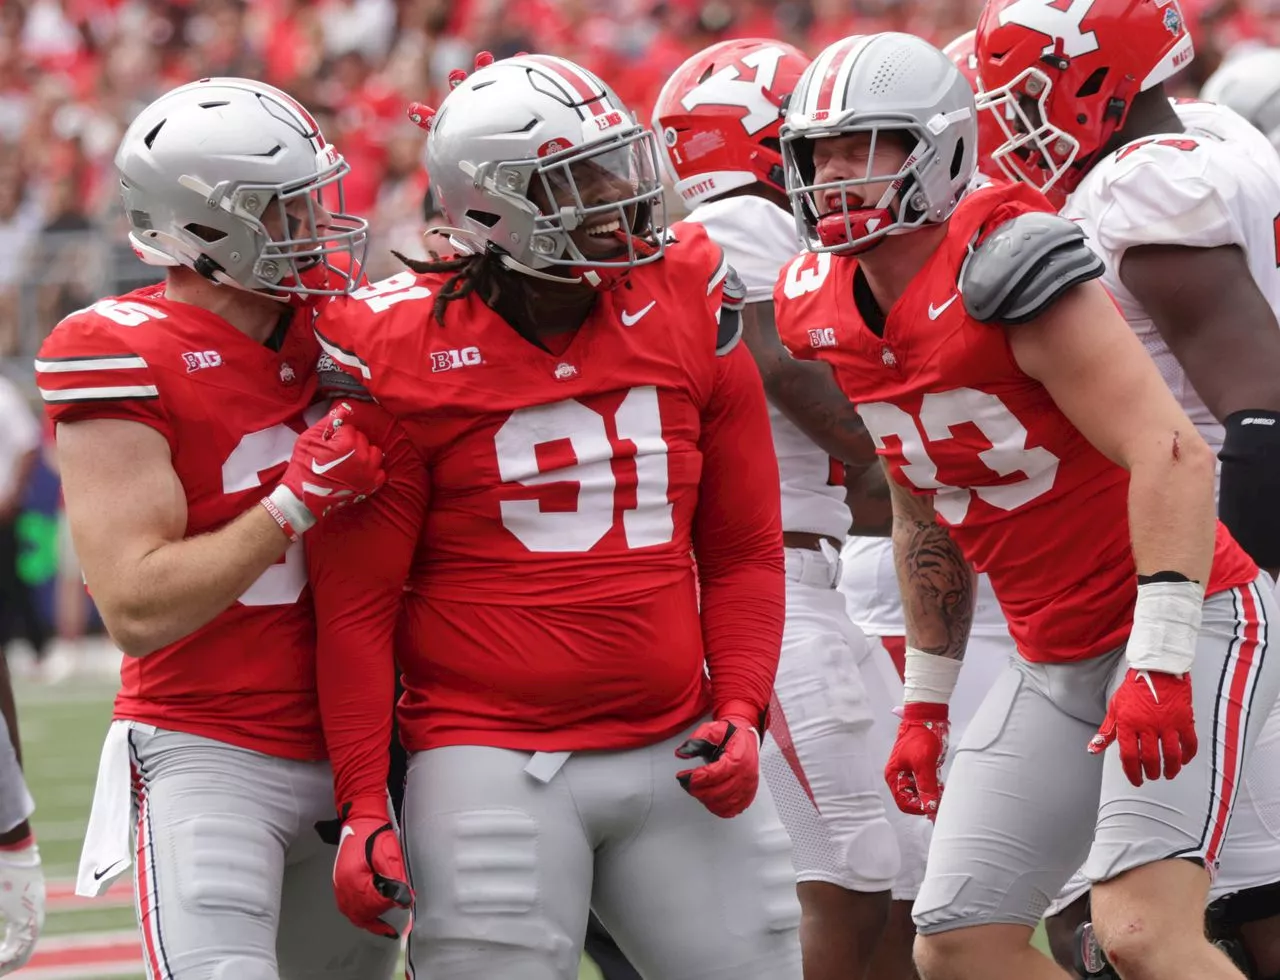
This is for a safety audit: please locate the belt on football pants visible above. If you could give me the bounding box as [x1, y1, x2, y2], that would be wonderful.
[783, 541, 843, 590]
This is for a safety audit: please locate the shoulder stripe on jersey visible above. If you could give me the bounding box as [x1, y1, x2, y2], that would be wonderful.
[707, 254, 730, 295]
[40, 385, 160, 403]
[314, 327, 371, 380]
[34, 355, 148, 374]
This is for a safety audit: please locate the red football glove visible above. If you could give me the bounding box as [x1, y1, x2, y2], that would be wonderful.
[676, 715, 760, 818]
[262, 403, 385, 540]
[1088, 668, 1198, 786]
[885, 701, 949, 818]
[331, 798, 413, 939]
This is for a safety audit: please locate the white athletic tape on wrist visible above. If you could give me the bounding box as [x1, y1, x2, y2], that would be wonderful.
[268, 485, 316, 535]
[903, 647, 962, 705]
[1125, 580, 1205, 676]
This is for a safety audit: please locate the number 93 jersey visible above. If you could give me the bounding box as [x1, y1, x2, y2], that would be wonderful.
[35, 284, 327, 760]
[313, 223, 781, 752]
[773, 182, 1255, 664]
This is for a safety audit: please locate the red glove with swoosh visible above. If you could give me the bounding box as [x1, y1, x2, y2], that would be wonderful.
[331, 798, 413, 939]
[1089, 669, 1197, 785]
[261, 402, 385, 541]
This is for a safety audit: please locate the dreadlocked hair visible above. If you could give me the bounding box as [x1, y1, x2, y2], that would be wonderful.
[391, 248, 502, 326]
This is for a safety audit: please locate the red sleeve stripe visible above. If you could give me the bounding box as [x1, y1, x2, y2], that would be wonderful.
[34, 354, 148, 373]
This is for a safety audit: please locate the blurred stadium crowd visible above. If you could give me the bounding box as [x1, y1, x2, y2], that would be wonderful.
[3, 0, 1279, 369]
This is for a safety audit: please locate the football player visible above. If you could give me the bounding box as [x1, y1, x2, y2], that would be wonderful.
[36, 78, 396, 980]
[773, 30, 1278, 980]
[974, 2, 1280, 976]
[0, 653, 42, 976]
[1200, 48, 1280, 154]
[654, 37, 903, 980]
[308, 53, 803, 979]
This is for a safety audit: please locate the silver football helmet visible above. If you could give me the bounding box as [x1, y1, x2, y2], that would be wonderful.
[1201, 48, 1280, 154]
[115, 77, 368, 300]
[424, 54, 665, 287]
[781, 32, 977, 254]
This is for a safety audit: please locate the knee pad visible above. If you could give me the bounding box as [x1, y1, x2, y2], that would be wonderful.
[834, 814, 900, 891]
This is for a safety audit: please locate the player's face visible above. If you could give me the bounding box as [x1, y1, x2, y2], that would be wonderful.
[529, 145, 643, 261]
[263, 192, 335, 246]
[811, 132, 911, 215]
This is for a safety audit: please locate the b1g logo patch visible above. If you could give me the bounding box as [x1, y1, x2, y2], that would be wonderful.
[808, 327, 837, 348]
[182, 350, 222, 372]
[431, 346, 483, 372]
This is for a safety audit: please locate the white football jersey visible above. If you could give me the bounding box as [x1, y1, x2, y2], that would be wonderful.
[839, 537, 1010, 638]
[682, 195, 851, 539]
[1063, 99, 1280, 457]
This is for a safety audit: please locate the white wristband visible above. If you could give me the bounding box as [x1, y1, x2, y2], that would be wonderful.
[903, 647, 962, 705]
[1126, 579, 1205, 676]
[267, 485, 316, 536]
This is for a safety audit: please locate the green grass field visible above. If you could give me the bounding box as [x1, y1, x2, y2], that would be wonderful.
[12, 672, 1050, 979]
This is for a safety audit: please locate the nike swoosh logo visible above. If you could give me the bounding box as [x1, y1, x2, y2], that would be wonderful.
[928, 295, 959, 320]
[620, 301, 656, 326]
[93, 859, 125, 881]
[311, 449, 355, 475]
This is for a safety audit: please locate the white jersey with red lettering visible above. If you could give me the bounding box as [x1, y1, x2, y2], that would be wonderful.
[680, 195, 901, 895]
[1062, 98, 1280, 456]
[680, 195, 851, 541]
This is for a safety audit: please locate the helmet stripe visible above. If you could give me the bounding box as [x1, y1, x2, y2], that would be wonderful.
[813, 36, 870, 117]
[525, 54, 612, 118]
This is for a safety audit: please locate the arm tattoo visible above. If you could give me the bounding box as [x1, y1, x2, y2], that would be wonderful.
[890, 479, 975, 660]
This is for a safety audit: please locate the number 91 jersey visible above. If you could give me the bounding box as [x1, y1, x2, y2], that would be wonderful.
[35, 284, 326, 760]
[773, 182, 1255, 664]
[313, 224, 772, 752]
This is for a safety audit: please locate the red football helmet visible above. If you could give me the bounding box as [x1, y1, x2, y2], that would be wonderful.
[942, 30, 1006, 180]
[652, 38, 811, 209]
[975, 0, 1195, 202]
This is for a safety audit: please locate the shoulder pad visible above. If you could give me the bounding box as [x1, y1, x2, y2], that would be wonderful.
[716, 264, 745, 356]
[960, 212, 1105, 325]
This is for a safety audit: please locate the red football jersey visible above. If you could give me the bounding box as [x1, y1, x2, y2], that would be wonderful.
[36, 285, 327, 759]
[774, 182, 1256, 664]
[313, 224, 785, 760]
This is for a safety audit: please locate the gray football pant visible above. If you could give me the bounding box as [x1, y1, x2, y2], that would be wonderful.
[128, 727, 401, 980]
[401, 722, 804, 980]
[915, 574, 1280, 933]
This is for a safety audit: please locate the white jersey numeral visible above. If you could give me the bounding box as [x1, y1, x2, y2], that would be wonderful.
[220, 406, 325, 605]
[493, 386, 674, 553]
[352, 272, 434, 313]
[781, 252, 833, 299]
[859, 388, 1060, 524]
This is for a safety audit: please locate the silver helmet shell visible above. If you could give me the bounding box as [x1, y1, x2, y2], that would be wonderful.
[115, 77, 368, 299]
[781, 32, 978, 253]
[424, 54, 665, 283]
